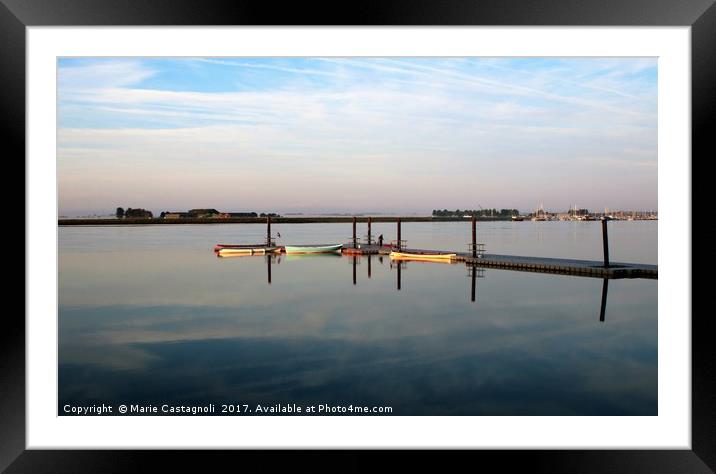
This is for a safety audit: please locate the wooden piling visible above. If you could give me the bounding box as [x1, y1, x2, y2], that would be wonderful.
[367, 217, 372, 245]
[266, 216, 271, 246]
[352, 216, 357, 248]
[601, 218, 610, 268]
[397, 218, 402, 251]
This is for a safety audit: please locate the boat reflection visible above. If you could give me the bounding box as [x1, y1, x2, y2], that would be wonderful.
[283, 252, 342, 262]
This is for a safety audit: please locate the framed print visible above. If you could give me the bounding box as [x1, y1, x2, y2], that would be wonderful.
[5, 0, 712, 471]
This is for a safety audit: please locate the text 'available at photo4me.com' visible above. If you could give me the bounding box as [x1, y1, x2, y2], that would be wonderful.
[62, 402, 395, 415]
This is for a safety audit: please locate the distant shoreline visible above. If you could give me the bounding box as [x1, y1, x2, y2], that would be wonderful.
[58, 216, 513, 226]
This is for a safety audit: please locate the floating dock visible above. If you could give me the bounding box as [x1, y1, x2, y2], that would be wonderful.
[456, 253, 657, 279]
[340, 245, 656, 279]
[216, 215, 657, 280]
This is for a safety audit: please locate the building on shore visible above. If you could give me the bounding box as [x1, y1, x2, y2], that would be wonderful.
[161, 212, 190, 219]
[160, 210, 265, 219]
[217, 212, 259, 218]
[188, 208, 220, 218]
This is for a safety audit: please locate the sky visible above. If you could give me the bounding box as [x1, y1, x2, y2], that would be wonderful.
[57, 57, 657, 216]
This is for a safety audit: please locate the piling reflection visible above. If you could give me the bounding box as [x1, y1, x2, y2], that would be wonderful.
[389, 259, 407, 290]
[266, 254, 272, 284]
[219, 252, 613, 320]
[600, 278, 609, 322]
[467, 265, 486, 302]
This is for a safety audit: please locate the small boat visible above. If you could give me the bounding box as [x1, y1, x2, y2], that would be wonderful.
[217, 247, 279, 256]
[389, 251, 456, 260]
[214, 243, 266, 252]
[389, 255, 457, 264]
[284, 244, 343, 254]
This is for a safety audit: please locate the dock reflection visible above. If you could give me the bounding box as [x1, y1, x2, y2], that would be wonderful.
[222, 252, 610, 321]
[389, 259, 407, 291]
[467, 265, 486, 302]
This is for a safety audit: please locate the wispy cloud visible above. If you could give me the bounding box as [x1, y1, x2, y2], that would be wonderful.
[59, 59, 157, 90]
[191, 57, 347, 78]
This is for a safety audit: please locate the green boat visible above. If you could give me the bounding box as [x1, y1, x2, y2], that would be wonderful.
[284, 244, 343, 254]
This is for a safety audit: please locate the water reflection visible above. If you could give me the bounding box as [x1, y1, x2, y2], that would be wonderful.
[267, 255, 272, 285]
[58, 226, 656, 416]
[223, 252, 613, 316]
[468, 265, 486, 303]
[600, 278, 609, 322]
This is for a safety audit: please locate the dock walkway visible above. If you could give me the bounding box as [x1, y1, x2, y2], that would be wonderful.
[341, 245, 657, 279]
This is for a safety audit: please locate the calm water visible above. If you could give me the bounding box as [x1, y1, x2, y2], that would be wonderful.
[59, 221, 657, 415]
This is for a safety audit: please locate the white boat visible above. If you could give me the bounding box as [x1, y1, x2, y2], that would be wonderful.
[284, 244, 343, 254]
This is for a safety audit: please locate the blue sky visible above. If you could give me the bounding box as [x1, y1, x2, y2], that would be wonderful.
[57, 57, 657, 215]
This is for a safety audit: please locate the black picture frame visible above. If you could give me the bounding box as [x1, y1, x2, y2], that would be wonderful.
[4, 0, 710, 471]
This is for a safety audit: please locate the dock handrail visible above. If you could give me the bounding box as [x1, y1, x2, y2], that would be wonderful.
[467, 266, 486, 278]
[389, 239, 407, 248]
[468, 242, 486, 258]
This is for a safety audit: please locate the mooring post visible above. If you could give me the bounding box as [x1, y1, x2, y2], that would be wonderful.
[397, 218, 402, 251]
[266, 215, 271, 246]
[367, 217, 372, 245]
[601, 218, 610, 267]
[472, 215, 477, 258]
[352, 216, 357, 248]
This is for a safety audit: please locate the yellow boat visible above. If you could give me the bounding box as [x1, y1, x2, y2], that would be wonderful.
[389, 251, 456, 261]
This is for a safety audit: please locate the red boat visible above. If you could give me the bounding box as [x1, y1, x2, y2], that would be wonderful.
[214, 243, 267, 252]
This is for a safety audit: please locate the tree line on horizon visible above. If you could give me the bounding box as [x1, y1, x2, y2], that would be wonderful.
[116, 207, 153, 218]
[432, 209, 520, 217]
[115, 207, 281, 219]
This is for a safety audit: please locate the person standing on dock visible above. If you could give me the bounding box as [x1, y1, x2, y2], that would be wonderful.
[378, 234, 384, 246]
